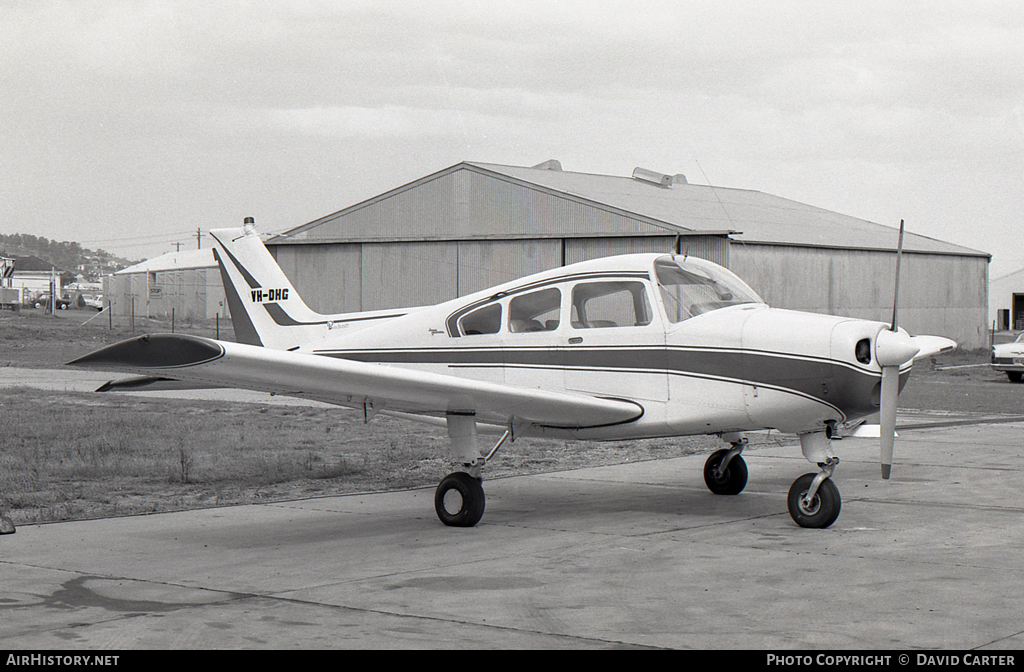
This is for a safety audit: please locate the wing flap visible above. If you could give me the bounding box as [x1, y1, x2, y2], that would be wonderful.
[69, 334, 643, 429]
[95, 375, 224, 393]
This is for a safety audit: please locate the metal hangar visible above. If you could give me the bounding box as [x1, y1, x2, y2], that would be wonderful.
[265, 161, 990, 349]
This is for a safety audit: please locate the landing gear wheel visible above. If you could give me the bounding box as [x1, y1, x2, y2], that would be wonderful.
[787, 473, 841, 528]
[1008, 371, 1023, 383]
[703, 449, 748, 495]
[434, 472, 486, 527]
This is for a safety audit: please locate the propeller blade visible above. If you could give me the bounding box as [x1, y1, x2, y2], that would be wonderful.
[890, 219, 905, 330]
[879, 365, 900, 479]
[875, 329, 918, 479]
[881, 219, 906, 479]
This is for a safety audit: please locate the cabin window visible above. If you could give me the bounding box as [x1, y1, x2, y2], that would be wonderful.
[508, 288, 561, 333]
[571, 281, 652, 329]
[459, 303, 502, 335]
[654, 256, 762, 323]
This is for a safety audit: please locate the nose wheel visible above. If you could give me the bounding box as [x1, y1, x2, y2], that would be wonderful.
[787, 460, 842, 528]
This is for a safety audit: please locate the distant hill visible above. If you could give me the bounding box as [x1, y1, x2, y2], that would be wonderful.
[0, 233, 135, 281]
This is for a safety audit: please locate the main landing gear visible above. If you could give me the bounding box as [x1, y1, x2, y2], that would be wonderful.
[434, 414, 510, 527]
[704, 434, 748, 495]
[704, 431, 843, 529]
[435, 472, 486, 527]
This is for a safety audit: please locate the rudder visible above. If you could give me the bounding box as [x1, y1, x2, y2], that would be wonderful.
[210, 219, 328, 349]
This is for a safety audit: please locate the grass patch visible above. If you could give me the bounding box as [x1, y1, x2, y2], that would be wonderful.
[0, 387, 720, 524]
[0, 308, 228, 369]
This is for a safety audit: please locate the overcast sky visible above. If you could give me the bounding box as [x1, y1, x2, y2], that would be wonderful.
[2, 1, 1022, 277]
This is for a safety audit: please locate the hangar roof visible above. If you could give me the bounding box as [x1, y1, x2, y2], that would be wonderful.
[273, 161, 988, 259]
[470, 162, 987, 258]
[116, 249, 215, 275]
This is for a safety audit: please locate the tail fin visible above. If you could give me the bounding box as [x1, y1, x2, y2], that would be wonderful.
[210, 220, 335, 349]
[211, 219, 418, 349]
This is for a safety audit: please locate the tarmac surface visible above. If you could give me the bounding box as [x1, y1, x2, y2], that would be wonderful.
[1, 399, 1023, 649]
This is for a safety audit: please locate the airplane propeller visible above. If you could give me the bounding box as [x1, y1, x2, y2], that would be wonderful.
[876, 219, 918, 479]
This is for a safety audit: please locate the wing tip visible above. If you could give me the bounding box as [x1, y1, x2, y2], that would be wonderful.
[67, 333, 224, 370]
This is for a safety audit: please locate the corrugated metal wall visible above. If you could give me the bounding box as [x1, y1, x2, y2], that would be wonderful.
[730, 243, 989, 349]
[273, 243, 362, 313]
[271, 166, 732, 313]
[266, 165, 986, 350]
[564, 235, 728, 266]
[273, 235, 728, 314]
[104, 269, 226, 322]
[456, 239, 562, 296]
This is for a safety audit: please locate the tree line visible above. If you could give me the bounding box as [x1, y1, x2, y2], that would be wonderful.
[0, 232, 132, 274]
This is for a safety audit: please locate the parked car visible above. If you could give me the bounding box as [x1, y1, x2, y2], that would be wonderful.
[32, 293, 71, 310]
[992, 333, 1024, 382]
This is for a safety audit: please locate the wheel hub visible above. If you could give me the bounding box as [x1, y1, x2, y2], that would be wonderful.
[798, 492, 821, 515]
[442, 489, 464, 515]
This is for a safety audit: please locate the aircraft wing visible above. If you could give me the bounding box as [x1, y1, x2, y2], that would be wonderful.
[68, 334, 644, 429]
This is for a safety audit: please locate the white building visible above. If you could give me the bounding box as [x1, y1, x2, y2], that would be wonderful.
[104, 248, 226, 322]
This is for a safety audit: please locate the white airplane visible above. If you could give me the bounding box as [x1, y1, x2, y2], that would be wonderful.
[70, 219, 955, 528]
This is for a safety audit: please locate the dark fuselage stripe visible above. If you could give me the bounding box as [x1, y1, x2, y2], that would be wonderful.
[317, 346, 896, 419]
[263, 302, 408, 327]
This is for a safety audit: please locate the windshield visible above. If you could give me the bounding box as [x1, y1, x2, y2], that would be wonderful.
[654, 256, 763, 323]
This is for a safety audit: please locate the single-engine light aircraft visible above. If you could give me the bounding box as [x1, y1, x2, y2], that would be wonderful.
[70, 219, 955, 528]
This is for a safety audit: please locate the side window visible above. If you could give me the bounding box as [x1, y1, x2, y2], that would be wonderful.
[571, 281, 652, 329]
[459, 303, 502, 335]
[508, 288, 561, 333]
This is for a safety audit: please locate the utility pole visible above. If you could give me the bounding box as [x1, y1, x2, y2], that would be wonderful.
[197, 228, 202, 249]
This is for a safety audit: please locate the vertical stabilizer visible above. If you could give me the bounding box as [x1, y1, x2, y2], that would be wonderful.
[210, 220, 331, 349]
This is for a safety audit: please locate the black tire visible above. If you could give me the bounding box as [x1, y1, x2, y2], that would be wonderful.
[787, 473, 841, 528]
[434, 472, 485, 527]
[1007, 372, 1023, 383]
[703, 449, 748, 495]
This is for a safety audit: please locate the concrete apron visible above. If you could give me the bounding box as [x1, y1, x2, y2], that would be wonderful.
[0, 418, 1021, 649]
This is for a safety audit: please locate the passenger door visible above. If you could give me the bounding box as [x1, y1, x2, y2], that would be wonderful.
[563, 279, 667, 402]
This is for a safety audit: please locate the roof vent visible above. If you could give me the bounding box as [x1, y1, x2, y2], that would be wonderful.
[532, 159, 562, 171]
[632, 167, 672, 187]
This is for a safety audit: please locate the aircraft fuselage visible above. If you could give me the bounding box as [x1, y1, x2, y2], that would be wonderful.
[295, 254, 904, 441]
